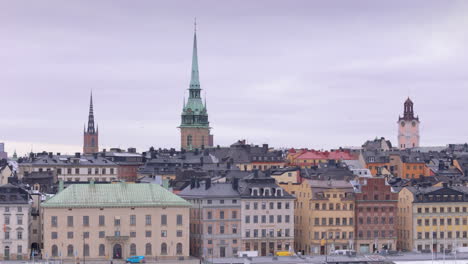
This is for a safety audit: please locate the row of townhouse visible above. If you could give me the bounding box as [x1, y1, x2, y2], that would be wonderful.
[178, 173, 294, 258]
[281, 174, 468, 256]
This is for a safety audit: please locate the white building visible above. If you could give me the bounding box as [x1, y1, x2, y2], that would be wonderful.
[0, 184, 31, 260]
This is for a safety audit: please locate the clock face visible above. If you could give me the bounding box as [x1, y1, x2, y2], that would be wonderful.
[401, 121, 405, 127]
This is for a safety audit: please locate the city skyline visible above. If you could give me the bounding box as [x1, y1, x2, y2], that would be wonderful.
[2, 0, 468, 155]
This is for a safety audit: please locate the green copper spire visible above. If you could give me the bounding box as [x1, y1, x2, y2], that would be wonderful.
[190, 22, 200, 89]
[179, 21, 210, 128]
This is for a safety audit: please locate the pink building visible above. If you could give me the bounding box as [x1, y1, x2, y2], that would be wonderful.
[397, 98, 420, 149]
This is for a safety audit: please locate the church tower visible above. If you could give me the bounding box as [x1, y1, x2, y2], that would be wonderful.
[179, 24, 213, 150]
[398, 97, 420, 149]
[83, 92, 99, 154]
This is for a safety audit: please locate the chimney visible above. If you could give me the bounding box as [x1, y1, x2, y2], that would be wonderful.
[232, 178, 239, 191]
[128, 147, 136, 153]
[75, 152, 81, 158]
[190, 178, 196, 189]
[57, 152, 61, 156]
[205, 178, 211, 190]
[48, 152, 53, 158]
[262, 144, 268, 151]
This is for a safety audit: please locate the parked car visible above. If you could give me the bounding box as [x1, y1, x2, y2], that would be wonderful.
[126, 256, 145, 263]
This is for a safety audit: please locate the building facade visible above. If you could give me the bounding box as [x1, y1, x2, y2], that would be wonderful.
[179, 180, 241, 258]
[355, 177, 398, 254]
[398, 98, 420, 149]
[240, 174, 295, 256]
[0, 184, 31, 261]
[41, 183, 190, 261]
[84, 92, 99, 154]
[282, 180, 355, 255]
[397, 185, 468, 253]
[179, 28, 213, 150]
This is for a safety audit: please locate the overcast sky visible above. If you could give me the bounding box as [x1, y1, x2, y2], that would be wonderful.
[1, 0, 468, 156]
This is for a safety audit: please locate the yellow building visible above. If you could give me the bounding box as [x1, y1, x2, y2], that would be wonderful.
[281, 180, 355, 255]
[271, 167, 301, 184]
[397, 184, 468, 252]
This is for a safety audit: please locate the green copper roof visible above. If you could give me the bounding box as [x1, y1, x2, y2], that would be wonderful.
[42, 183, 190, 208]
[180, 26, 210, 128]
[190, 31, 200, 89]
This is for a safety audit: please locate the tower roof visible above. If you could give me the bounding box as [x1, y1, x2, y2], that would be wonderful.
[86, 91, 96, 134]
[189, 21, 200, 90]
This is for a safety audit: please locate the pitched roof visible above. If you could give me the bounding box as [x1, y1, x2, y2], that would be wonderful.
[42, 183, 190, 208]
[179, 182, 240, 199]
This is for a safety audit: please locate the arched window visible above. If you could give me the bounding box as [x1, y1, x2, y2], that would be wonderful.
[52, 245, 58, 257]
[145, 243, 152, 255]
[99, 244, 105, 256]
[176, 243, 183, 255]
[187, 135, 193, 147]
[83, 244, 89, 257]
[161, 243, 167, 255]
[130, 243, 137, 255]
[67, 245, 74, 257]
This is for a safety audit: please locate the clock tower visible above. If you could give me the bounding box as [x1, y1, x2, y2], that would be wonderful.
[397, 97, 420, 149]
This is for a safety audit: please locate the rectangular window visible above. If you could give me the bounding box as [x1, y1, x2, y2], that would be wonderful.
[130, 215, 136, 226]
[145, 215, 152, 225]
[99, 215, 105, 226]
[99, 231, 105, 238]
[161, 230, 167, 237]
[67, 216, 74, 227]
[245, 202, 250, 210]
[220, 211, 225, 219]
[177, 214, 183, 225]
[177, 230, 183, 237]
[51, 216, 58, 227]
[83, 216, 89, 226]
[161, 214, 167, 225]
[130, 231, 136, 238]
[277, 215, 282, 223]
[261, 215, 266, 223]
[83, 232, 89, 239]
[245, 216, 250, 223]
[145, 231, 152, 237]
[51, 232, 57, 239]
[232, 211, 237, 219]
[277, 202, 282, 209]
[285, 215, 290, 223]
[17, 231, 23, 239]
[270, 215, 274, 223]
[254, 215, 258, 223]
[67, 232, 74, 239]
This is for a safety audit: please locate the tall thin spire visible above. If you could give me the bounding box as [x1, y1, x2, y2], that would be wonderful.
[87, 91, 95, 133]
[189, 18, 200, 90]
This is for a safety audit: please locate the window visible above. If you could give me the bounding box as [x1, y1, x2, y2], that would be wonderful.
[130, 231, 136, 238]
[285, 215, 290, 223]
[145, 243, 152, 255]
[161, 243, 168, 255]
[130, 243, 137, 255]
[99, 215, 105, 226]
[114, 217, 120, 226]
[161, 214, 167, 225]
[262, 215, 266, 223]
[232, 225, 237, 234]
[220, 211, 225, 219]
[17, 231, 23, 239]
[208, 225, 213, 234]
[220, 225, 225, 234]
[277, 202, 282, 209]
[245, 202, 250, 210]
[270, 215, 274, 223]
[177, 215, 183, 225]
[130, 215, 136, 225]
[161, 230, 167, 237]
[52, 245, 58, 257]
[176, 243, 183, 255]
[17, 215, 23, 225]
[99, 244, 105, 256]
[83, 232, 89, 239]
[84, 244, 90, 256]
[51, 232, 58, 239]
[67, 245, 74, 257]
[99, 231, 105, 238]
[146, 231, 152, 237]
[145, 215, 152, 225]
[67, 216, 73, 227]
[67, 232, 74, 239]
[254, 215, 258, 223]
[245, 216, 250, 223]
[254, 202, 258, 210]
[83, 216, 89, 226]
[270, 202, 274, 209]
[277, 215, 282, 223]
[177, 230, 183, 237]
[51, 216, 58, 227]
[232, 211, 237, 219]
[207, 211, 212, 219]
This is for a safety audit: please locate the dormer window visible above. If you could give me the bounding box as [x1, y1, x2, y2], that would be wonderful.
[264, 188, 271, 196]
[251, 188, 260, 196]
[275, 188, 283, 197]
[368, 156, 375, 163]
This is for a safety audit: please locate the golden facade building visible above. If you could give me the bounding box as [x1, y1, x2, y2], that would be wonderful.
[282, 180, 355, 255]
[397, 184, 468, 252]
